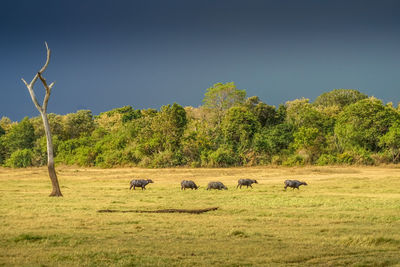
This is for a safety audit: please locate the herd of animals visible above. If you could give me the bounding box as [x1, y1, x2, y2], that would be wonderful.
[129, 178, 308, 191]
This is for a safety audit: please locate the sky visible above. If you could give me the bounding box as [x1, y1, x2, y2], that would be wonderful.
[1, 0, 399, 121]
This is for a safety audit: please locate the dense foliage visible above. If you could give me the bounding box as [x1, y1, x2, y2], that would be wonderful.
[2, 83, 400, 167]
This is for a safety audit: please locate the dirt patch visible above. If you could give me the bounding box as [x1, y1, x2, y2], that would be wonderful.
[97, 207, 219, 214]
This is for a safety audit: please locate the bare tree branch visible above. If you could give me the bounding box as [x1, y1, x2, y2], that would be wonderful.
[22, 41, 51, 93]
[38, 72, 52, 112]
[39, 41, 51, 73]
[21, 78, 43, 112]
[21, 78, 29, 87]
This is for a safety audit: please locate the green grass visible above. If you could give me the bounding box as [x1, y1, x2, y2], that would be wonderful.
[0, 166, 400, 266]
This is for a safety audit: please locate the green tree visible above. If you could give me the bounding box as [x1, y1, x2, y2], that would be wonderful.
[285, 98, 333, 133]
[153, 103, 187, 152]
[181, 114, 218, 167]
[3, 117, 35, 154]
[379, 122, 400, 162]
[221, 106, 260, 149]
[0, 137, 5, 165]
[244, 96, 279, 127]
[125, 103, 188, 167]
[292, 126, 325, 162]
[202, 82, 246, 124]
[0, 125, 5, 164]
[63, 110, 95, 139]
[252, 123, 294, 155]
[314, 89, 368, 108]
[97, 106, 142, 130]
[203, 82, 246, 110]
[335, 98, 400, 152]
[0, 117, 12, 132]
[221, 106, 260, 165]
[56, 136, 96, 166]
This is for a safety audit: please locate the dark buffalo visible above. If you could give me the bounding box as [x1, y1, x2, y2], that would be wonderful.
[130, 179, 154, 190]
[284, 180, 307, 190]
[237, 179, 258, 189]
[181, 180, 199, 190]
[207, 181, 228, 190]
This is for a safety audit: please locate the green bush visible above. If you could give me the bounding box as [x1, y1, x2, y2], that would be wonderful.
[271, 155, 282, 165]
[337, 152, 354, 164]
[316, 154, 337, 166]
[74, 146, 97, 166]
[371, 151, 392, 165]
[95, 150, 125, 168]
[0, 138, 5, 165]
[5, 149, 33, 168]
[152, 150, 184, 167]
[282, 154, 305, 166]
[353, 149, 375, 165]
[208, 146, 239, 167]
[55, 137, 94, 166]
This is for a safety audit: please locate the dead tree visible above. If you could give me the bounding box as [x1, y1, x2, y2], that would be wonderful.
[21, 42, 62, 197]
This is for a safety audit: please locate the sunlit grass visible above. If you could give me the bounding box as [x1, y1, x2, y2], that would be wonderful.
[0, 166, 400, 266]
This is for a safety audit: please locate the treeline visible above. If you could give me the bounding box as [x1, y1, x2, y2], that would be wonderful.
[1, 82, 400, 168]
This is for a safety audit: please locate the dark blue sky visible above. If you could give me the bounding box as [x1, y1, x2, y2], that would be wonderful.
[1, 0, 399, 121]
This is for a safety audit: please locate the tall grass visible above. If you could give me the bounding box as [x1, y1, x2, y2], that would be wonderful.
[0, 166, 400, 266]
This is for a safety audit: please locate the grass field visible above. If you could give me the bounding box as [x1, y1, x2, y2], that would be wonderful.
[1, 166, 400, 266]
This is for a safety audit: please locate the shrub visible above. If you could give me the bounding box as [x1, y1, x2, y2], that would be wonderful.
[5, 149, 33, 168]
[208, 146, 239, 167]
[282, 154, 305, 166]
[95, 150, 125, 168]
[138, 156, 153, 168]
[152, 150, 184, 167]
[271, 155, 282, 165]
[74, 146, 97, 166]
[353, 149, 375, 165]
[0, 139, 5, 165]
[337, 152, 354, 164]
[371, 152, 392, 165]
[317, 154, 337, 165]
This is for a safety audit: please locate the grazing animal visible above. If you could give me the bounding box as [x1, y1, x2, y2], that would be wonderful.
[237, 179, 258, 189]
[284, 179, 307, 190]
[130, 179, 154, 190]
[181, 180, 199, 190]
[207, 181, 228, 190]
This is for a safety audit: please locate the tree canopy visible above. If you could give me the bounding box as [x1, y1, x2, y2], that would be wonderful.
[1, 87, 399, 168]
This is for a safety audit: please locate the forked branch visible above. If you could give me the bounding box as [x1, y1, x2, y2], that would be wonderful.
[21, 42, 55, 113]
[38, 72, 54, 112]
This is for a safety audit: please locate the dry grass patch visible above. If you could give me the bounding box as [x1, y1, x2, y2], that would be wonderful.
[0, 166, 400, 266]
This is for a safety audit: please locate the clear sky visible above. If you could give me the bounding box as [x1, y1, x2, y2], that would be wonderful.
[1, 0, 399, 121]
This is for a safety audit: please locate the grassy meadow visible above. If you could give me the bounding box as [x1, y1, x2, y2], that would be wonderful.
[1, 166, 400, 266]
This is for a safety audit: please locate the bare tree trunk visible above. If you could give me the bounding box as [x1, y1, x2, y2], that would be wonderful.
[41, 112, 62, 196]
[22, 42, 62, 197]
